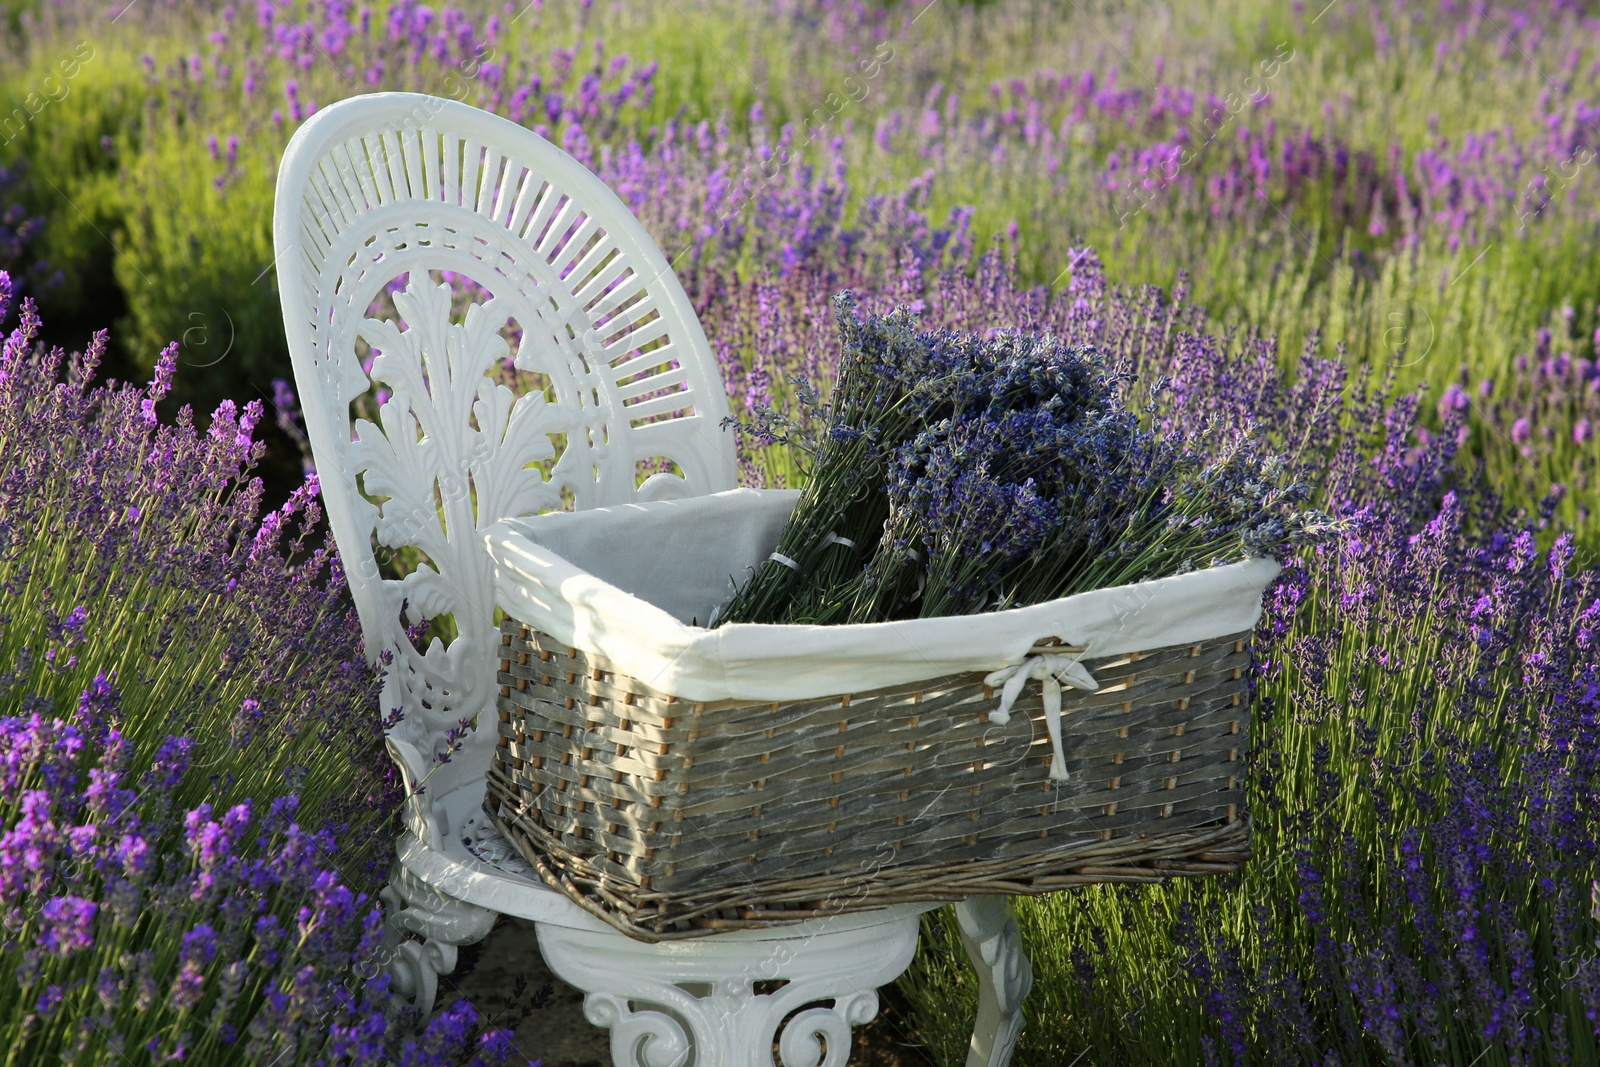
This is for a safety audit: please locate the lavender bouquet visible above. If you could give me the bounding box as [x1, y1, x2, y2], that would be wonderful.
[716, 295, 1336, 626]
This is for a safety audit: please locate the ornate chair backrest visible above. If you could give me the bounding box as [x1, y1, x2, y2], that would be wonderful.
[273, 93, 736, 836]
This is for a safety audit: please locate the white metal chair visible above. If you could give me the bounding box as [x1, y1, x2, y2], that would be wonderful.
[273, 92, 1030, 1066]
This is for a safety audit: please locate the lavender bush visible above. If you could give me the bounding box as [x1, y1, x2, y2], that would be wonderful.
[0, 162, 50, 324]
[0, 272, 396, 887]
[0, 691, 532, 1065]
[0, 274, 542, 1060]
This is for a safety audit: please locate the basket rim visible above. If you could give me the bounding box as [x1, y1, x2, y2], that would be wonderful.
[491, 503, 1278, 705]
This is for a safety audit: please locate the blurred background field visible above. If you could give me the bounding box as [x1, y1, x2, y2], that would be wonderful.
[3, 0, 1600, 534]
[5, 0, 1600, 539]
[1, 1, 1598, 1064]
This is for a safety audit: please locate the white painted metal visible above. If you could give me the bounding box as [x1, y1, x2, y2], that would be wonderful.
[955, 897, 1033, 1067]
[274, 92, 1029, 1063]
[537, 910, 925, 1067]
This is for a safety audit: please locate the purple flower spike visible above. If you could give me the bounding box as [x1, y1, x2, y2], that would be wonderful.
[169, 959, 205, 1011]
[147, 736, 193, 791]
[147, 342, 178, 403]
[36, 895, 97, 957]
[180, 923, 218, 967]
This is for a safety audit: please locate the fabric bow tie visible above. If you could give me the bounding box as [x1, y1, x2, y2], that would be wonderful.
[983, 651, 1100, 782]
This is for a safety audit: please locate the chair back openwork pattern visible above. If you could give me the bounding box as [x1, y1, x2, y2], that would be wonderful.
[273, 93, 736, 835]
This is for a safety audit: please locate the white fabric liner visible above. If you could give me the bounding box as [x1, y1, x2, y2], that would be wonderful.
[486, 487, 1281, 705]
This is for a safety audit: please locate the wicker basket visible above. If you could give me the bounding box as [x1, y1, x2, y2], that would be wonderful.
[485, 618, 1254, 942]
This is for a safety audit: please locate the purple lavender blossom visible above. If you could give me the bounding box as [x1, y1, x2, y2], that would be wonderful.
[35, 895, 97, 956]
[0, 283, 537, 1063]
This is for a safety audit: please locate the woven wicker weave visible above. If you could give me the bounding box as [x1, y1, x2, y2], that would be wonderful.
[485, 620, 1254, 941]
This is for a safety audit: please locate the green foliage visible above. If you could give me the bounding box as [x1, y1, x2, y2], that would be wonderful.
[0, 44, 142, 335]
[112, 131, 281, 411]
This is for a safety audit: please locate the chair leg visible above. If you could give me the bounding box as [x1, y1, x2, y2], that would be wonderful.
[955, 896, 1032, 1067]
[378, 861, 499, 1019]
[534, 914, 923, 1067]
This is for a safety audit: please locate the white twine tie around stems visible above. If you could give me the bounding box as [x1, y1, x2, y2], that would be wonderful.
[905, 547, 926, 601]
[983, 649, 1100, 782]
[771, 532, 856, 573]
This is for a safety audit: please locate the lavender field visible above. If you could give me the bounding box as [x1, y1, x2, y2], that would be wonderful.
[1, 0, 1598, 1064]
